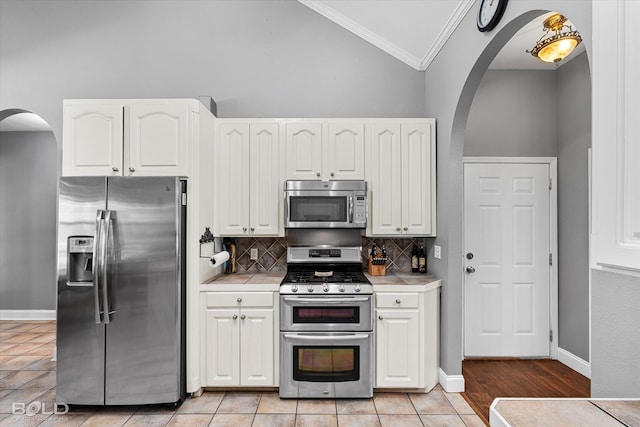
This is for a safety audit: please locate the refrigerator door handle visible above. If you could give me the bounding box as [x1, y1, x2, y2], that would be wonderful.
[93, 210, 105, 324]
[101, 210, 112, 324]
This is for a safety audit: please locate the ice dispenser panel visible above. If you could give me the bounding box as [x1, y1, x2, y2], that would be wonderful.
[67, 236, 94, 285]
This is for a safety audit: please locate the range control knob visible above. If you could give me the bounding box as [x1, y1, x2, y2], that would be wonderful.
[339, 285, 346, 293]
[355, 284, 361, 293]
[291, 285, 298, 293]
[323, 284, 329, 293]
[307, 285, 314, 293]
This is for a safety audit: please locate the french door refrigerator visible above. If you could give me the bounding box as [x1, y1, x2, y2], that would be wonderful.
[56, 176, 187, 406]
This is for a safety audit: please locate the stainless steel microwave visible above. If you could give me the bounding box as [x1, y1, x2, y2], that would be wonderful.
[284, 180, 367, 229]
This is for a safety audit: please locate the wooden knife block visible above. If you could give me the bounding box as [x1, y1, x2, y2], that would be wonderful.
[367, 256, 386, 276]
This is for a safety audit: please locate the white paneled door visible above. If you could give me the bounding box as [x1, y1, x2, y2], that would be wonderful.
[464, 163, 551, 357]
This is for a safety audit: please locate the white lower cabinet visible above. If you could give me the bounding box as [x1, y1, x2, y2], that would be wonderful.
[375, 283, 440, 390]
[202, 291, 276, 387]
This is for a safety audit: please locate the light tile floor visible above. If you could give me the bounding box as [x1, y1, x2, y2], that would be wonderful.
[0, 321, 485, 426]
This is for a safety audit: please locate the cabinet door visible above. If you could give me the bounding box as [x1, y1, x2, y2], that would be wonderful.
[327, 122, 365, 180]
[376, 309, 419, 388]
[286, 123, 323, 180]
[368, 124, 402, 235]
[250, 123, 281, 236]
[217, 123, 250, 235]
[204, 309, 240, 386]
[62, 104, 124, 176]
[240, 308, 274, 386]
[126, 103, 190, 176]
[401, 122, 434, 235]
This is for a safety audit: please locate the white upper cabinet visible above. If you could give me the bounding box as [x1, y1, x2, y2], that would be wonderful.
[366, 120, 436, 236]
[216, 120, 282, 236]
[63, 104, 124, 176]
[63, 100, 193, 177]
[285, 121, 365, 180]
[592, 1, 640, 273]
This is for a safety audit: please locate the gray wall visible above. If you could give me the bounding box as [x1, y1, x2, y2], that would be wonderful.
[0, 0, 425, 311]
[592, 270, 640, 397]
[0, 0, 425, 145]
[463, 56, 591, 363]
[423, 2, 592, 377]
[557, 52, 591, 362]
[465, 70, 557, 157]
[0, 131, 57, 310]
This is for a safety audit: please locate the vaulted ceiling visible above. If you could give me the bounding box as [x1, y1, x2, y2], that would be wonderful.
[299, 0, 586, 71]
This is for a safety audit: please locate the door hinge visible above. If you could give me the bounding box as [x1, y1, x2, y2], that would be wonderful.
[549, 253, 553, 266]
[549, 179, 552, 190]
[549, 330, 553, 342]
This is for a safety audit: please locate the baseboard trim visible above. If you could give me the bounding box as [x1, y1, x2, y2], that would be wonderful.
[0, 310, 56, 320]
[557, 347, 591, 379]
[439, 368, 465, 392]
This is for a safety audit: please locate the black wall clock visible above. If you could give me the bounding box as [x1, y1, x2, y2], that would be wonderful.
[477, 0, 508, 32]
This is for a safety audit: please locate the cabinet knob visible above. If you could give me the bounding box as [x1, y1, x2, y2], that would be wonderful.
[250, 227, 255, 232]
[396, 227, 401, 232]
[242, 227, 247, 232]
[129, 167, 135, 173]
[395, 299, 401, 304]
[232, 314, 238, 320]
[330, 172, 335, 177]
[316, 172, 321, 177]
[403, 227, 408, 231]
[237, 297, 242, 303]
[112, 167, 119, 173]
[241, 314, 246, 320]
[378, 315, 384, 320]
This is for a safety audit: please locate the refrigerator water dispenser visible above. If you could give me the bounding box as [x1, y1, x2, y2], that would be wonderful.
[67, 236, 94, 285]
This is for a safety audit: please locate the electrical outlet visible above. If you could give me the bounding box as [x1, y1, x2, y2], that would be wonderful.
[434, 245, 441, 260]
[250, 248, 258, 260]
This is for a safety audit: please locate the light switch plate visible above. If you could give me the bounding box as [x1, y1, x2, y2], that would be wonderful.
[250, 248, 259, 260]
[434, 245, 441, 259]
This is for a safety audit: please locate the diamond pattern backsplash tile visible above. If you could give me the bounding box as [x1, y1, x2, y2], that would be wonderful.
[231, 236, 424, 273]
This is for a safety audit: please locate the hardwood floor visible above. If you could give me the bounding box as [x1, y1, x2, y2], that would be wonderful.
[461, 359, 591, 426]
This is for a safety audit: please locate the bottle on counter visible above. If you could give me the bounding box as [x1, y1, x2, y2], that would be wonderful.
[418, 245, 426, 274]
[411, 244, 419, 273]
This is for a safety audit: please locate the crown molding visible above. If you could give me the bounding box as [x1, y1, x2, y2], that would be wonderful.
[420, 0, 476, 70]
[299, 0, 475, 71]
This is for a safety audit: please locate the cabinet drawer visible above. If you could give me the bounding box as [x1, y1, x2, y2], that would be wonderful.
[205, 292, 273, 308]
[376, 292, 419, 308]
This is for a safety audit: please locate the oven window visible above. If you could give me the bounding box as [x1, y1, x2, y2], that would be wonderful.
[293, 307, 360, 324]
[293, 346, 359, 382]
[289, 196, 347, 222]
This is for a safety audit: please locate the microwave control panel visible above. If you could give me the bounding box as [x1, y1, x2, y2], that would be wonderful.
[354, 195, 367, 223]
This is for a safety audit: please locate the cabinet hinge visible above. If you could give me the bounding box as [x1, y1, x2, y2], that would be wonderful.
[549, 253, 553, 266]
[549, 179, 552, 190]
[549, 330, 553, 342]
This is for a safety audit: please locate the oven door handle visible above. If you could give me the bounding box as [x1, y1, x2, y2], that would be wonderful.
[283, 333, 371, 341]
[283, 297, 370, 303]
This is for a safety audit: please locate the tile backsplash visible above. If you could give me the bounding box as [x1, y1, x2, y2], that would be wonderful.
[230, 236, 424, 273]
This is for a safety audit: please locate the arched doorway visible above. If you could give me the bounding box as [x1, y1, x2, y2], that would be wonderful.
[0, 109, 58, 319]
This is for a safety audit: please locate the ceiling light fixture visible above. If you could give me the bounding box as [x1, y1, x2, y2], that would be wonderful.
[527, 13, 582, 63]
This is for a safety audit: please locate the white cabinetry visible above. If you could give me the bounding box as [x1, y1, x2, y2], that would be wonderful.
[374, 281, 440, 390]
[592, 1, 640, 273]
[285, 121, 365, 180]
[215, 120, 282, 236]
[366, 120, 436, 236]
[63, 99, 192, 177]
[201, 291, 276, 387]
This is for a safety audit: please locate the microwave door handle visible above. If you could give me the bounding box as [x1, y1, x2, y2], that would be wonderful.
[93, 210, 104, 324]
[284, 193, 290, 226]
[348, 196, 354, 223]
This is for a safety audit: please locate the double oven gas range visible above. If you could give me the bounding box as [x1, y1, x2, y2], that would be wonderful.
[279, 234, 374, 399]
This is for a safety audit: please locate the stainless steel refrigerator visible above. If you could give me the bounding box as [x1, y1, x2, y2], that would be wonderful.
[56, 176, 186, 406]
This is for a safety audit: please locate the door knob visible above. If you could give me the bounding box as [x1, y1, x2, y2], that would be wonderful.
[466, 252, 474, 260]
[466, 266, 476, 274]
